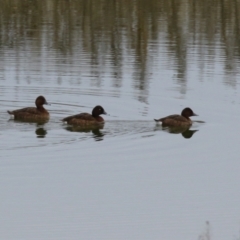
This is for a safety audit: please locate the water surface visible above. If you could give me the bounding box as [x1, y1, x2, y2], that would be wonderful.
[1, 0, 240, 239]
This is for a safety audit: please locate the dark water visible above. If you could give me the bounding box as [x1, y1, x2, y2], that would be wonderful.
[1, 1, 240, 239]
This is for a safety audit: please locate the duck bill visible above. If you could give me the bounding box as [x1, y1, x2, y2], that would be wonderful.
[45, 101, 51, 106]
[192, 112, 198, 116]
[103, 111, 107, 115]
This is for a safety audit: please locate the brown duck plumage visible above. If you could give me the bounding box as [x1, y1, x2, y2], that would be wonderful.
[154, 107, 198, 127]
[7, 96, 50, 120]
[62, 105, 107, 126]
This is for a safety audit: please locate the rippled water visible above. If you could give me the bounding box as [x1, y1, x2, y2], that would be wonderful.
[1, 0, 240, 239]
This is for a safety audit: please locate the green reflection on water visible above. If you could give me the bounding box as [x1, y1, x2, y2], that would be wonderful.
[0, 0, 239, 88]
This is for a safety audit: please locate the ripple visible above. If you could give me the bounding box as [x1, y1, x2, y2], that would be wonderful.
[0, 118, 202, 153]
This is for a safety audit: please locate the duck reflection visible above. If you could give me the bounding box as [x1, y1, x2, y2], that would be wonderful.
[155, 125, 198, 139]
[8, 118, 49, 124]
[35, 126, 47, 138]
[64, 125, 105, 141]
[8, 119, 48, 138]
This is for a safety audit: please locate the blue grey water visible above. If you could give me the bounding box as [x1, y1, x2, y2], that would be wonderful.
[1, 1, 240, 239]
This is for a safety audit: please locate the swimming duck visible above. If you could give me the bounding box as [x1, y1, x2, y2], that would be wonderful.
[62, 105, 107, 126]
[154, 107, 198, 127]
[7, 96, 50, 120]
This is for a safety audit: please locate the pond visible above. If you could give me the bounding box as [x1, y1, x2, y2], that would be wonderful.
[1, 0, 240, 239]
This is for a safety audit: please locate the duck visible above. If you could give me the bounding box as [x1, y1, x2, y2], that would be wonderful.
[154, 107, 198, 127]
[7, 96, 50, 120]
[62, 105, 107, 126]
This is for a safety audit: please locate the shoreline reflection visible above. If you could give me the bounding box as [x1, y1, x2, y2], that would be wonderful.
[1, 0, 239, 100]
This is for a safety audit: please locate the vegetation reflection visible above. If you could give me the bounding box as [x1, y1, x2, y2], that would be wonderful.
[1, 0, 240, 92]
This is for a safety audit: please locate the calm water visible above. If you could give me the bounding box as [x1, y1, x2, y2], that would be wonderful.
[1, 0, 240, 239]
